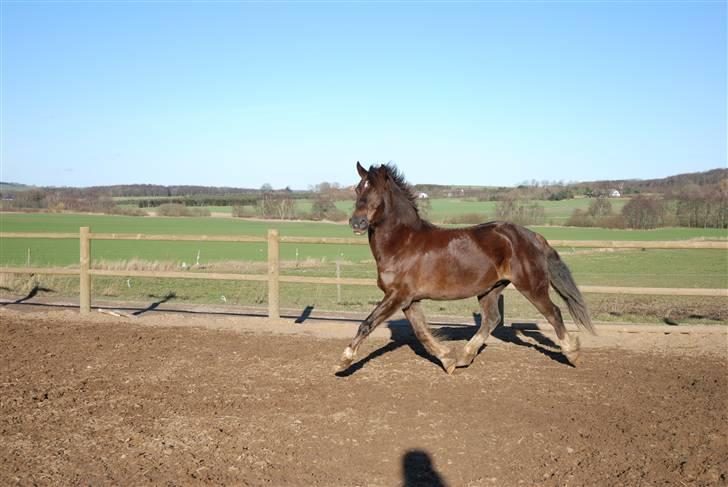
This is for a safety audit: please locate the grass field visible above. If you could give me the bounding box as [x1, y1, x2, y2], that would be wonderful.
[1, 212, 726, 325]
[0, 212, 725, 267]
[423, 197, 630, 223]
[124, 197, 630, 224]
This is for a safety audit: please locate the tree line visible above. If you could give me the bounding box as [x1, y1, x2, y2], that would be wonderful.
[2, 170, 725, 228]
[567, 185, 727, 229]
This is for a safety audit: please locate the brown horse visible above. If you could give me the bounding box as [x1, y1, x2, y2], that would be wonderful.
[338, 162, 596, 375]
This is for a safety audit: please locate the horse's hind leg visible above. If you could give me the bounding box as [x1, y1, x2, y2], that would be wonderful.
[457, 283, 507, 367]
[518, 284, 581, 365]
[403, 301, 457, 375]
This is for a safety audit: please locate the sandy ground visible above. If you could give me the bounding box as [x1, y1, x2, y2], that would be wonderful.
[0, 306, 726, 486]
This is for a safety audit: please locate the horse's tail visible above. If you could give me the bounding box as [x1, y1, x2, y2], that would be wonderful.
[546, 249, 596, 335]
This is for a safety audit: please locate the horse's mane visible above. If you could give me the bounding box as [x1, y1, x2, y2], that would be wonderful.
[376, 164, 419, 209]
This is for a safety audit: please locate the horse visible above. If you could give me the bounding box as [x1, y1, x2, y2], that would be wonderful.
[337, 162, 596, 375]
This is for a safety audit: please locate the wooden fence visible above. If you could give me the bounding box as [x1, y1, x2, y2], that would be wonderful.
[1, 228, 726, 319]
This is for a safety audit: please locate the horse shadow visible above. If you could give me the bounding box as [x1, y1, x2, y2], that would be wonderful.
[337, 312, 571, 376]
[0, 285, 55, 306]
[132, 292, 177, 316]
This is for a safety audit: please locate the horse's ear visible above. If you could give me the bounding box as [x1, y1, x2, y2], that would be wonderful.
[356, 161, 368, 179]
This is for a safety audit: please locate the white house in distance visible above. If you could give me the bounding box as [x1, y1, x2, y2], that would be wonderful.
[417, 192, 429, 199]
[609, 189, 621, 198]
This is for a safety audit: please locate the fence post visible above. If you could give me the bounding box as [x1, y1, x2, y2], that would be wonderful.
[79, 226, 91, 314]
[336, 260, 341, 303]
[268, 229, 280, 319]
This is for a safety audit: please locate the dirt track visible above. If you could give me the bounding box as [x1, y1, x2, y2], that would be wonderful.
[1, 308, 726, 486]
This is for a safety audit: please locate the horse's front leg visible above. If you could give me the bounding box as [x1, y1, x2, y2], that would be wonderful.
[336, 292, 405, 373]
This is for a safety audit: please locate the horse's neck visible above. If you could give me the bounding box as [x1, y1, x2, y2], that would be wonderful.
[369, 200, 425, 265]
[388, 191, 422, 227]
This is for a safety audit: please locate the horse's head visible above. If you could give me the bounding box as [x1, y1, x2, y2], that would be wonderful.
[349, 162, 387, 235]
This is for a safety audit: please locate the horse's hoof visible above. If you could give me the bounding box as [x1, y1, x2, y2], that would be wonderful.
[562, 335, 581, 366]
[335, 347, 355, 373]
[441, 356, 457, 375]
[564, 350, 581, 367]
[334, 362, 350, 373]
[456, 351, 476, 368]
[335, 357, 354, 373]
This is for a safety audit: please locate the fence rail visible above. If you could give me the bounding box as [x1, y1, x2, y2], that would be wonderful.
[3, 232, 726, 248]
[1, 229, 726, 317]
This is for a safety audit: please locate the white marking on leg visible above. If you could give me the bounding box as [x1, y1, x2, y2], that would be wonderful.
[343, 347, 355, 360]
[560, 333, 574, 353]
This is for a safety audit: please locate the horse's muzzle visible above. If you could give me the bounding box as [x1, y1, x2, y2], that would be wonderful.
[349, 216, 369, 235]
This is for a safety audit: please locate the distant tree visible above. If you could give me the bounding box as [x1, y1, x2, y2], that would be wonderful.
[14, 189, 47, 209]
[315, 182, 332, 194]
[257, 193, 295, 219]
[495, 197, 545, 225]
[156, 204, 190, 217]
[566, 208, 592, 227]
[311, 194, 346, 221]
[670, 184, 728, 228]
[312, 181, 348, 201]
[622, 196, 664, 229]
[232, 205, 254, 218]
[547, 189, 574, 201]
[588, 198, 612, 219]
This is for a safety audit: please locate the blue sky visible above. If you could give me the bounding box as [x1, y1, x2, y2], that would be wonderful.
[1, 1, 725, 189]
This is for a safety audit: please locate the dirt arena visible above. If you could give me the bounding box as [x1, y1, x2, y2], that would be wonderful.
[1, 307, 726, 486]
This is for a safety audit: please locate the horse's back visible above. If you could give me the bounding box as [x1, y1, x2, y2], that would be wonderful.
[469, 220, 550, 252]
[469, 220, 554, 287]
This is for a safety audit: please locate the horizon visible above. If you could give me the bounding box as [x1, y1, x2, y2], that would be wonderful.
[1, 2, 725, 189]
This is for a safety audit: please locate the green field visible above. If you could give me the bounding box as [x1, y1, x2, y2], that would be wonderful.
[1, 212, 725, 325]
[125, 197, 629, 224]
[1, 212, 725, 268]
[325, 197, 628, 224]
[423, 197, 630, 223]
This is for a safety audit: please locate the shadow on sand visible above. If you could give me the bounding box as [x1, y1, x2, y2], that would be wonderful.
[402, 450, 447, 487]
[336, 312, 571, 376]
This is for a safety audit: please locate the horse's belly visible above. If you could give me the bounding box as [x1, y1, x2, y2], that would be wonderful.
[417, 264, 495, 300]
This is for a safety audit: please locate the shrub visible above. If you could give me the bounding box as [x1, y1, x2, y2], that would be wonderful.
[566, 209, 593, 227]
[156, 203, 190, 217]
[106, 207, 147, 216]
[232, 205, 255, 218]
[311, 196, 346, 221]
[257, 193, 296, 219]
[588, 198, 612, 219]
[547, 190, 574, 201]
[595, 214, 626, 229]
[567, 198, 626, 228]
[495, 198, 545, 225]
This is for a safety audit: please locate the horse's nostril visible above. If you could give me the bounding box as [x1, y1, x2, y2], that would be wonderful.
[350, 217, 368, 231]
